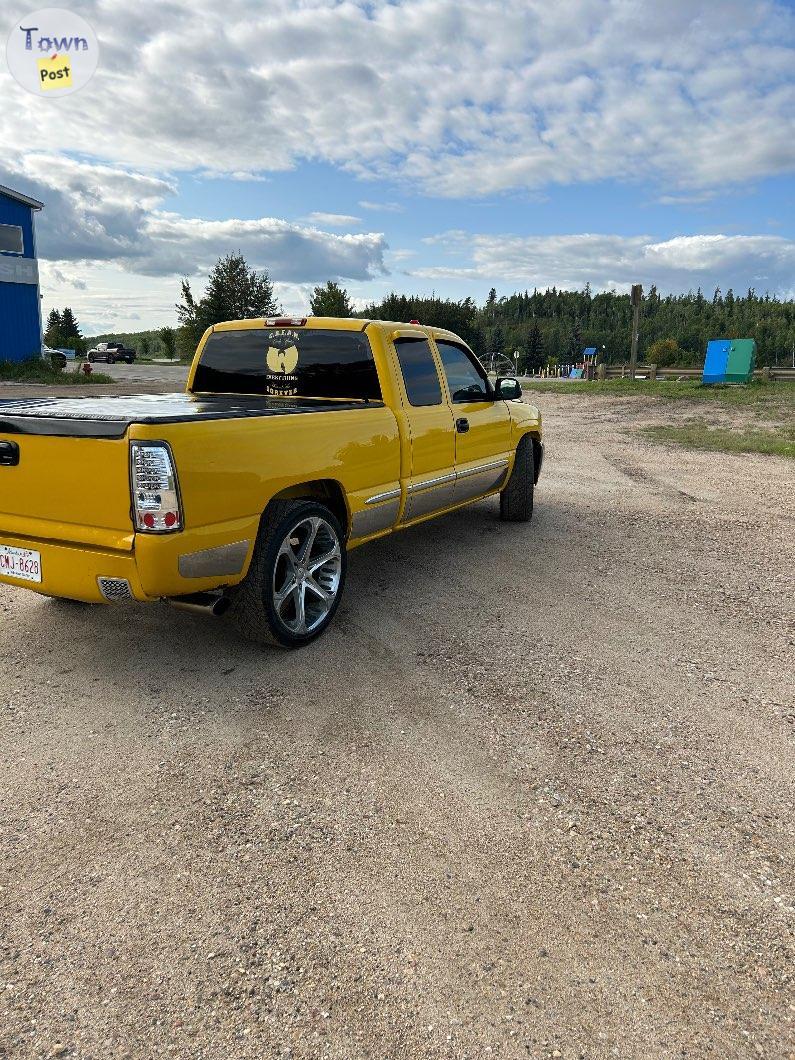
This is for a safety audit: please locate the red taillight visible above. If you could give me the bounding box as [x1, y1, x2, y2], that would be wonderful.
[264, 317, 306, 327]
[130, 443, 183, 533]
[409, 319, 420, 324]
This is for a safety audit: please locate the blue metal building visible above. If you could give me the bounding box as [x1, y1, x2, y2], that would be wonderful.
[0, 184, 44, 362]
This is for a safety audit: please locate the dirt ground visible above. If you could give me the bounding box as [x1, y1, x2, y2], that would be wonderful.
[1, 389, 793, 1060]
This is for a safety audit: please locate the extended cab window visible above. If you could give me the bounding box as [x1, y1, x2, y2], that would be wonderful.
[193, 328, 381, 400]
[394, 337, 443, 406]
[436, 341, 491, 402]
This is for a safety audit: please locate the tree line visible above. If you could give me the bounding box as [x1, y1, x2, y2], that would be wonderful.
[47, 253, 795, 368]
[355, 285, 795, 369]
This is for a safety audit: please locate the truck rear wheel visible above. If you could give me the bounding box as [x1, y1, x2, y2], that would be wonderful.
[229, 500, 346, 648]
[499, 436, 534, 522]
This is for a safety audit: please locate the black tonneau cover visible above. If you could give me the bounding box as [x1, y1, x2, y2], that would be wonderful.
[0, 393, 381, 439]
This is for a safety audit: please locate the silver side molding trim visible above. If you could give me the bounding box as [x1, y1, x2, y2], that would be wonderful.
[401, 458, 511, 522]
[178, 539, 250, 579]
[455, 463, 509, 502]
[407, 471, 457, 495]
[365, 487, 401, 506]
[404, 474, 457, 520]
[351, 497, 400, 537]
[456, 458, 509, 480]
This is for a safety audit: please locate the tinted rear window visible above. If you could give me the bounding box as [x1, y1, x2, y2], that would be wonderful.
[192, 328, 381, 400]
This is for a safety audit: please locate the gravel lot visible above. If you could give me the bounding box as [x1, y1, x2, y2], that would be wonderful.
[94, 362, 188, 386]
[1, 390, 793, 1059]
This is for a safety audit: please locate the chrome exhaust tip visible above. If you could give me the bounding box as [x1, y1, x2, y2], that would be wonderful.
[165, 591, 231, 617]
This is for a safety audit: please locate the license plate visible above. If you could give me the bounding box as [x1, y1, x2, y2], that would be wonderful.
[0, 544, 42, 583]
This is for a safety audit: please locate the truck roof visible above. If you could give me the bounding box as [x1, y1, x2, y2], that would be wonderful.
[208, 316, 466, 343]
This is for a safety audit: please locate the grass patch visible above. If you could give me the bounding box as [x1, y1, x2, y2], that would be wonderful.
[643, 422, 795, 459]
[0, 360, 113, 385]
[523, 378, 795, 411]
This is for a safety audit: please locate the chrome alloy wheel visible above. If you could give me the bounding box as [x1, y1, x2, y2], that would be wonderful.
[272, 516, 342, 635]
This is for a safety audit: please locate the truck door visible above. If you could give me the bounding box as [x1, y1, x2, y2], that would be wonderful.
[392, 335, 457, 521]
[434, 339, 512, 502]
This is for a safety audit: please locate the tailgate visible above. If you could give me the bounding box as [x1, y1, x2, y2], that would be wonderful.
[0, 433, 134, 550]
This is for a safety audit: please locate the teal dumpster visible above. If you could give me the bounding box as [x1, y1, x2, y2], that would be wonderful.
[703, 339, 756, 384]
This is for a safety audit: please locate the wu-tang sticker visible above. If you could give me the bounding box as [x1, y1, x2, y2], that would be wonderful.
[264, 331, 300, 395]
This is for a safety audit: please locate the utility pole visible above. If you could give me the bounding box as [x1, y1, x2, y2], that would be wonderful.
[629, 284, 642, 381]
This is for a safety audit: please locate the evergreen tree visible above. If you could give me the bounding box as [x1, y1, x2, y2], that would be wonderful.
[568, 318, 584, 360]
[159, 326, 176, 360]
[310, 281, 353, 317]
[178, 253, 279, 343]
[44, 309, 62, 347]
[57, 308, 85, 354]
[526, 323, 544, 370]
[60, 307, 81, 343]
[358, 293, 482, 351]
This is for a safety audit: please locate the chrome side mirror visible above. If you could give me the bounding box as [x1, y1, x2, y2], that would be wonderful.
[495, 376, 522, 400]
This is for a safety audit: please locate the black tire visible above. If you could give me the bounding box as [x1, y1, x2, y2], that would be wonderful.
[228, 499, 347, 648]
[88, 353, 95, 363]
[500, 436, 535, 522]
[106, 354, 115, 365]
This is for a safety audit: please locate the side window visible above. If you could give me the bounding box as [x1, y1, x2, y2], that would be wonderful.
[436, 341, 490, 402]
[0, 224, 24, 255]
[394, 337, 443, 407]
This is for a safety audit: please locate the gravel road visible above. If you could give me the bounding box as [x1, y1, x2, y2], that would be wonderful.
[1, 391, 793, 1059]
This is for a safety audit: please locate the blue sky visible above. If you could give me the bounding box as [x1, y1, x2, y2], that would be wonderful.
[1, 0, 794, 334]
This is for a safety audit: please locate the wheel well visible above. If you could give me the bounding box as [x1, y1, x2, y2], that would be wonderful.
[268, 480, 350, 536]
[518, 431, 542, 484]
[529, 433, 543, 484]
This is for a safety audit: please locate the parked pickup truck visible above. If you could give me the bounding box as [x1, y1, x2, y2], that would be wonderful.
[87, 341, 136, 364]
[0, 317, 543, 647]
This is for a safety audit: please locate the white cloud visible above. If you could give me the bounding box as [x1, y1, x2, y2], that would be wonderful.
[137, 212, 386, 280]
[359, 201, 406, 213]
[304, 212, 362, 227]
[411, 232, 795, 296]
[0, 157, 387, 281]
[1, 0, 791, 198]
[4, 0, 794, 331]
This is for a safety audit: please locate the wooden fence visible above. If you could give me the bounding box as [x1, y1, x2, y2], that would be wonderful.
[599, 365, 795, 381]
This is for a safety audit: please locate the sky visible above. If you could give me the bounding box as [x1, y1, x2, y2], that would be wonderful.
[1, 0, 794, 336]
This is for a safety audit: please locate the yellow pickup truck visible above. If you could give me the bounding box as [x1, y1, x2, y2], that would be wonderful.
[0, 317, 543, 646]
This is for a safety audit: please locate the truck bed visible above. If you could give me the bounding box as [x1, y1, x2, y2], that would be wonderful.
[0, 393, 381, 438]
